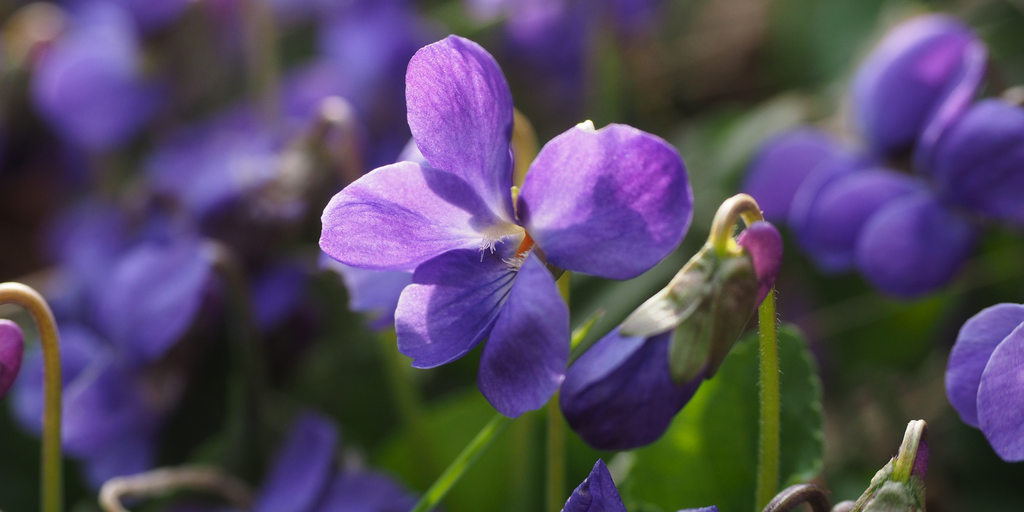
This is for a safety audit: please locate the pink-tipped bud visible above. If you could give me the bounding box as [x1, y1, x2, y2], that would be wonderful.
[0, 319, 24, 398]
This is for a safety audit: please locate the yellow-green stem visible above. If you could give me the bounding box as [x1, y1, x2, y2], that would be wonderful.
[409, 414, 512, 512]
[755, 287, 780, 511]
[709, 194, 764, 257]
[547, 271, 570, 512]
[0, 282, 62, 512]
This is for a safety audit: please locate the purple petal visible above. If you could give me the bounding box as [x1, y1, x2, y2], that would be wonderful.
[794, 168, 923, 272]
[787, 149, 875, 254]
[977, 324, 1024, 461]
[63, 358, 156, 458]
[320, 253, 412, 330]
[518, 123, 692, 280]
[395, 241, 520, 368]
[928, 99, 1024, 224]
[255, 411, 339, 512]
[946, 304, 1024, 428]
[81, 433, 156, 489]
[96, 236, 213, 363]
[0, 320, 24, 399]
[856, 192, 976, 297]
[742, 129, 843, 222]
[736, 221, 783, 306]
[31, 3, 162, 150]
[406, 35, 515, 219]
[563, 460, 627, 512]
[560, 329, 702, 451]
[913, 40, 987, 171]
[478, 253, 568, 417]
[913, 433, 929, 481]
[11, 324, 110, 434]
[678, 509, 720, 512]
[313, 471, 419, 512]
[852, 14, 983, 156]
[320, 161, 519, 272]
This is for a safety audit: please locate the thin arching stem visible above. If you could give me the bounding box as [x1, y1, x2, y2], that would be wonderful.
[98, 465, 254, 512]
[709, 193, 764, 257]
[761, 484, 832, 512]
[0, 282, 62, 512]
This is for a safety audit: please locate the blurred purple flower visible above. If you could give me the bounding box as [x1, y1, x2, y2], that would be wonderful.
[852, 14, 986, 157]
[946, 304, 1024, 461]
[66, 0, 189, 32]
[320, 36, 692, 417]
[561, 329, 703, 450]
[741, 129, 845, 223]
[252, 262, 309, 333]
[31, 2, 163, 151]
[926, 99, 1024, 224]
[95, 234, 215, 364]
[11, 324, 170, 488]
[253, 410, 417, 512]
[147, 109, 284, 221]
[0, 320, 24, 399]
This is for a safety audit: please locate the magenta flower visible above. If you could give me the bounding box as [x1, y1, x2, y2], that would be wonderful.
[320, 35, 692, 417]
[0, 320, 24, 399]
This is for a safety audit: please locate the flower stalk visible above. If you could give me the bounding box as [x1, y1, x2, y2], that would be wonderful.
[98, 465, 254, 512]
[409, 413, 512, 512]
[707, 193, 781, 511]
[0, 282, 62, 512]
[547, 271, 571, 512]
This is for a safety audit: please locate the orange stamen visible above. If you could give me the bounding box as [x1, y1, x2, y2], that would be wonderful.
[516, 232, 535, 257]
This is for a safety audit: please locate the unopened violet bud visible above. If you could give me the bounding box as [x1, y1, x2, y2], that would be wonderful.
[852, 14, 986, 157]
[742, 129, 844, 223]
[560, 329, 702, 451]
[562, 459, 627, 512]
[927, 99, 1024, 225]
[0, 320, 24, 399]
[736, 220, 782, 305]
[946, 303, 1024, 461]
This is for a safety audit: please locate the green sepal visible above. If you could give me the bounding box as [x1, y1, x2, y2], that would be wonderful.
[703, 253, 758, 379]
[620, 244, 717, 339]
[850, 421, 928, 512]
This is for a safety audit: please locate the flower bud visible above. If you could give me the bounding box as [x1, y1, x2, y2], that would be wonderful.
[847, 420, 928, 512]
[0, 319, 24, 399]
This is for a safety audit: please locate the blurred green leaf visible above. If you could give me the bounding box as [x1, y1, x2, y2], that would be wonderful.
[622, 325, 824, 512]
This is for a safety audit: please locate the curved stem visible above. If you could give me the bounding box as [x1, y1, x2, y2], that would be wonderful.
[409, 414, 512, 512]
[709, 193, 764, 256]
[761, 484, 831, 512]
[0, 282, 62, 512]
[755, 287, 780, 511]
[98, 465, 254, 512]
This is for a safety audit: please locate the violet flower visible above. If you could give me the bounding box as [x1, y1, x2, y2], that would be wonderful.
[0, 319, 24, 399]
[563, 460, 717, 512]
[741, 129, 843, 223]
[11, 324, 169, 488]
[851, 14, 986, 157]
[31, 2, 163, 151]
[562, 221, 781, 450]
[946, 303, 1024, 461]
[254, 410, 417, 512]
[321, 35, 692, 417]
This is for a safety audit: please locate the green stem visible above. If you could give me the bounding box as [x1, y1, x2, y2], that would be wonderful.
[547, 271, 571, 512]
[409, 413, 512, 512]
[546, 396, 566, 512]
[0, 282, 62, 512]
[755, 287, 780, 511]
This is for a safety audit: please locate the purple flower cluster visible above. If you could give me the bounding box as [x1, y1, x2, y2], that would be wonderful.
[563, 459, 718, 512]
[321, 35, 692, 417]
[11, 205, 215, 487]
[743, 14, 1024, 297]
[946, 304, 1024, 462]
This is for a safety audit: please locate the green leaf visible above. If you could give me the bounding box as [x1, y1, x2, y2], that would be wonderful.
[622, 325, 824, 512]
